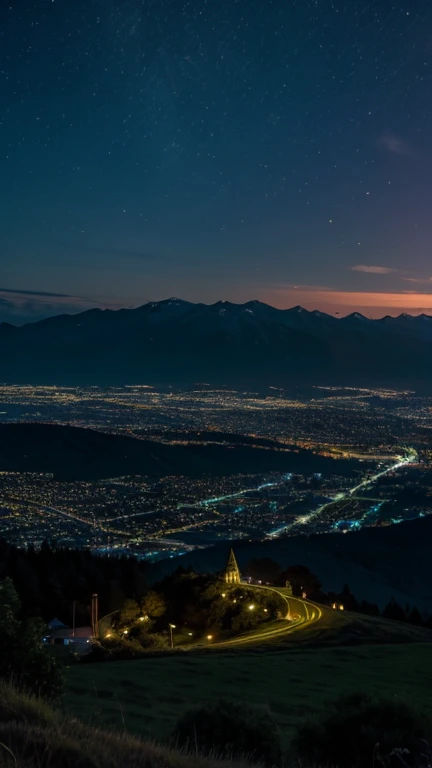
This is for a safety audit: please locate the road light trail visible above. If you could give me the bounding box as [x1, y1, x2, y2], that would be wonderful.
[268, 448, 417, 538]
[194, 586, 322, 650]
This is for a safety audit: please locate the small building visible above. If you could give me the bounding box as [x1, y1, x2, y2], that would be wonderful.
[224, 548, 240, 584]
[44, 621, 93, 654]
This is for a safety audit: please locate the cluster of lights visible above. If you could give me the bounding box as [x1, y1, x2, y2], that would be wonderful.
[107, 589, 274, 650]
[332, 603, 345, 611]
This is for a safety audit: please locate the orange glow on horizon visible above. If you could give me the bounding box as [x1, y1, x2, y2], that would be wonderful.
[264, 288, 432, 318]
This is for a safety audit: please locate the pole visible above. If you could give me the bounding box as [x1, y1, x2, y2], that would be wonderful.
[169, 625, 173, 649]
[72, 600, 76, 637]
[91, 594, 99, 637]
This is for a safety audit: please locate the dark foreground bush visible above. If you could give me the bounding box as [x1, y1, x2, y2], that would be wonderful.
[292, 692, 432, 768]
[173, 699, 282, 766]
[0, 682, 251, 768]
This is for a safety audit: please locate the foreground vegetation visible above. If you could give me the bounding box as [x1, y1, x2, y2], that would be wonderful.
[66, 642, 432, 746]
[0, 682, 252, 768]
[2, 545, 432, 766]
[2, 679, 432, 768]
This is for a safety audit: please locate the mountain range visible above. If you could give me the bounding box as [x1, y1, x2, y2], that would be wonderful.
[1, 298, 431, 387]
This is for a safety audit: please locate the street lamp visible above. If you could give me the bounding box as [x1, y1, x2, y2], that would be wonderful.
[207, 634, 213, 641]
[248, 604, 255, 611]
[169, 623, 176, 649]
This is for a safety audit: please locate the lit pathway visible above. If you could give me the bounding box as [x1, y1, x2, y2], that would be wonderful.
[192, 586, 322, 650]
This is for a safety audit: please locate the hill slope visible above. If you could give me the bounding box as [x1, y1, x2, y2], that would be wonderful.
[149, 513, 432, 613]
[65, 641, 432, 747]
[0, 681, 248, 768]
[1, 298, 432, 386]
[0, 422, 356, 481]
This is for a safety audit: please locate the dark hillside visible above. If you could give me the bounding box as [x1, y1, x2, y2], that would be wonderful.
[0, 681, 249, 768]
[149, 513, 432, 613]
[0, 422, 359, 481]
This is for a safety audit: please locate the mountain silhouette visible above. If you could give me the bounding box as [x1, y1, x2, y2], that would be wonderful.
[1, 298, 431, 387]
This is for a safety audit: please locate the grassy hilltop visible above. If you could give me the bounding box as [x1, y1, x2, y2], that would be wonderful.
[65, 609, 432, 747]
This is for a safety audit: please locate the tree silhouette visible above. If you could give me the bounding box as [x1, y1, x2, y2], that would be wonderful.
[407, 606, 424, 626]
[0, 577, 63, 700]
[279, 565, 321, 598]
[382, 598, 406, 622]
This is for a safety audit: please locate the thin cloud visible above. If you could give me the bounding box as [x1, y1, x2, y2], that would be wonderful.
[0, 287, 124, 326]
[0, 286, 117, 307]
[0, 286, 73, 298]
[378, 133, 412, 156]
[351, 265, 396, 275]
[403, 276, 432, 284]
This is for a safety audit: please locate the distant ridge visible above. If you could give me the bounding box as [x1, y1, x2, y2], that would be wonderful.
[0, 422, 356, 481]
[1, 298, 431, 386]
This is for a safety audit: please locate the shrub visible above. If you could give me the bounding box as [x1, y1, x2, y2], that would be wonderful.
[0, 578, 63, 701]
[173, 698, 282, 766]
[86, 636, 147, 662]
[292, 692, 432, 768]
[0, 681, 251, 768]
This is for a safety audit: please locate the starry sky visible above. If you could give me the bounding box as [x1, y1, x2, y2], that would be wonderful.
[2, 0, 432, 324]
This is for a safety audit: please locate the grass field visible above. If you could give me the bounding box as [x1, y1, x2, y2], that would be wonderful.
[65, 639, 432, 747]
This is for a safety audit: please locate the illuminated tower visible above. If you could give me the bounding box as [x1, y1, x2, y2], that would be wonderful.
[224, 548, 240, 584]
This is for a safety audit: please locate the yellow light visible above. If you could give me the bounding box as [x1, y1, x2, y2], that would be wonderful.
[123, 629, 128, 634]
[169, 623, 176, 629]
[188, 632, 193, 636]
[264, 608, 268, 613]
[105, 633, 112, 638]
[248, 604, 255, 611]
[339, 605, 344, 611]
[221, 593, 226, 598]
[207, 635, 213, 641]
[233, 599, 237, 603]
[139, 616, 145, 621]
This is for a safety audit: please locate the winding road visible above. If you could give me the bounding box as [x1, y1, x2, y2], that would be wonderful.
[196, 585, 323, 650]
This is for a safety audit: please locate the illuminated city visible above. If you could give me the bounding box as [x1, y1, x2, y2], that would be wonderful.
[1, 384, 431, 560]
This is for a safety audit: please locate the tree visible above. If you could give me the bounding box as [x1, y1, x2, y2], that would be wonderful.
[359, 599, 380, 617]
[279, 565, 321, 598]
[382, 598, 406, 623]
[245, 558, 282, 584]
[407, 606, 424, 627]
[293, 692, 432, 768]
[338, 584, 359, 612]
[118, 599, 140, 627]
[0, 578, 63, 701]
[141, 591, 166, 619]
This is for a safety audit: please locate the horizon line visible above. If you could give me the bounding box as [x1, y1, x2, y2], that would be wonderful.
[2, 296, 432, 328]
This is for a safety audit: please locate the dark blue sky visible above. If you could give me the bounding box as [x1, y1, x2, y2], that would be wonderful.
[2, 0, 432, 323]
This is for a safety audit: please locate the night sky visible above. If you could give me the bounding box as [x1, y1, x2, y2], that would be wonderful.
[2, 0, 432, 324]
